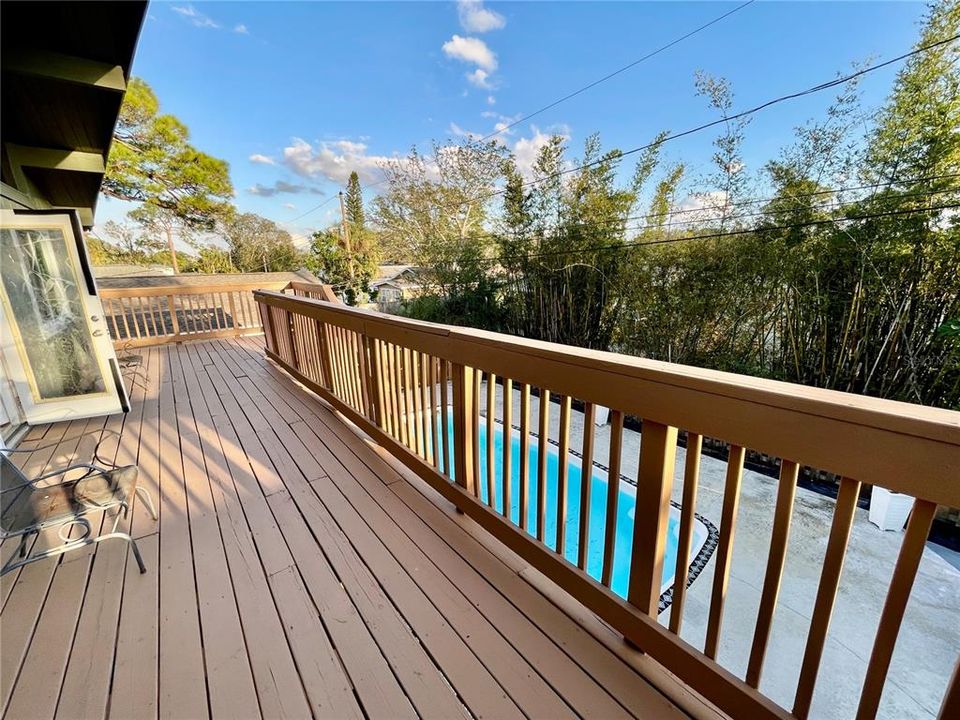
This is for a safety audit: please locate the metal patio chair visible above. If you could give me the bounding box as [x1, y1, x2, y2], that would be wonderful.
[1, 453, 157, 576]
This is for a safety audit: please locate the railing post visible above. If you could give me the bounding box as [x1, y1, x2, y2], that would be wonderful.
[316, 320, 335, 390]
[361, 334, 382, 426]
[451, 363, 476, 501]
[627, 420, 678, 618]
[283, 309, 298, 369]
[168, 294, 180, 338]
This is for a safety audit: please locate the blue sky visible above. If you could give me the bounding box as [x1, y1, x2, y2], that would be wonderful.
[97, 1, 930, 244]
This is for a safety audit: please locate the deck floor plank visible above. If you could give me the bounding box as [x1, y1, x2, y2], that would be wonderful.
[1, 337, 688, 720]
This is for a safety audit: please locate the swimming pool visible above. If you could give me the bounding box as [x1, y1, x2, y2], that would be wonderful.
[441, 414, 716, 606]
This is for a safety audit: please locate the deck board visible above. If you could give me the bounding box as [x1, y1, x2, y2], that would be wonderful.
[1, 337, 687, 720]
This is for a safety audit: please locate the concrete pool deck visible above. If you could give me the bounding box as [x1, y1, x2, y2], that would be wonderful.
[482, 383, 960, 720]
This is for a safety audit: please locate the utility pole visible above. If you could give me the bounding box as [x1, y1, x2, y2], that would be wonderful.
[338, 190, 355, 281]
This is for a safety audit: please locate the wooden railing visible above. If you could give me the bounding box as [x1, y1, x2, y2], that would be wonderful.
[100, 280, 313, 349]
[254, 288, 960, 720]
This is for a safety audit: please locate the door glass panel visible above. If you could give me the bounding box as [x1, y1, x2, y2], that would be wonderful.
[0, 227, 106, 400]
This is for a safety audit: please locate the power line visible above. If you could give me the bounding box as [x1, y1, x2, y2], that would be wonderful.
[494, 203, 960, 265]
[547, 178, 960, 232]
[286, 193, 340, 223]
[479, 0, 757, 142]
[459, 34, 960, 212]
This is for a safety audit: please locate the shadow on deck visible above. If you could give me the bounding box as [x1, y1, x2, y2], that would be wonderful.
[0, 337, 695, 720]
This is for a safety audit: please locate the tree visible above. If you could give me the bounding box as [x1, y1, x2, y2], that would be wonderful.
[182, 244, 237, 274]
[306, 225, 377, 305]
[220, 212, 303, 272]
[102, 77, 234, 272]
[373, 139, 507, 295]
[345, 171, 365, 231]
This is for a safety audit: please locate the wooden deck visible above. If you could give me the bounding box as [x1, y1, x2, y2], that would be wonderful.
[0, 337, 690, 720]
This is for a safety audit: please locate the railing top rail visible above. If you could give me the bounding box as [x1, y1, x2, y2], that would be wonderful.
[255, 288, 960, 505]
[101, 281, 291, 298]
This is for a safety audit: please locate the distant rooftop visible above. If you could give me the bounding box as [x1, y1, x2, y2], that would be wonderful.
[96, 269, 320, 289]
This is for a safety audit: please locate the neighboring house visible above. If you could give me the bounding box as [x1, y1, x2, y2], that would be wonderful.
[370, 264, 426, 312]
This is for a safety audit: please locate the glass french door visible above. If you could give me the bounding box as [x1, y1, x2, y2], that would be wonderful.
[0, 209, 128, 424]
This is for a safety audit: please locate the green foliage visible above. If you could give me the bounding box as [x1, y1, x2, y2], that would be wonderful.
[345, 171, 366, 230]
[305, 224, 377, 305]
[182, 244, 237, 274]
[104, 78, 234, 229]
[220, 212, 304, 272]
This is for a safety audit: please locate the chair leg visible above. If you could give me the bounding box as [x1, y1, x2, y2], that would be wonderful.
[136, 486, 158, 521]
[127, 535, 147, 574]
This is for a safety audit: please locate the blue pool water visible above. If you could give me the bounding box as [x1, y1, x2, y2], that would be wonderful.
[439, 416, 708, 599]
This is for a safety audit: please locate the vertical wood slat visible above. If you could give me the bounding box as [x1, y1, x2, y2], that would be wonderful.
[317, 321, 334, 391]
[577, 402, 596, 571]
[420, 355, 432, 465]
[486, 373, 497, 510]
[501, 378, 513, 522]
[555, 395, 572, 555]
[670, 433, 702, 634]
[168, 295, 180, 337]
[518, 383, 532, 532]
[402, 347, 415, 448]
[536, 389, 551, 543]
[472, 368, 482, 494]
[451, 364, 476, 497]
[601, 410, 625, 587]
[855, 499, 938, 720]
[362, 335, 381, 426]
[410, 352, 423, 456]
[746, 459, 800, 687]
[440, 360, 451, 476]
[381, 341, 396, 437]
[429, 357, 440, 470]
[704, 444, 746, 659]
[792, 477, 863, 719]
[627, 420, 678, 618]
[119, 298, 132, 340]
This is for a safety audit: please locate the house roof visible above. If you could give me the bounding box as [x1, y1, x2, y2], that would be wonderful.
[1, 1, 148, 227]
[371, 265, 423, 289]
[96, 269, 320, 289]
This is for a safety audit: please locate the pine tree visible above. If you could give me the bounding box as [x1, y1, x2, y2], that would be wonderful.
[345, 171, 366, 232]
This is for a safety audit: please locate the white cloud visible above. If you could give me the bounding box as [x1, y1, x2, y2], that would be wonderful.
[467, 68, 494, 90]
[448, 122, 483, 140]
[674, 191, 729, 223]
[283, 202, 296, 210]
[172, 5, 220, 29]
[247, 180, 322, 197]
[442, 35, 497, 71]
[249, 153, 275, 165]
[457, 1, 506, 33]
[487, 95, 496, 105]
[512, 125, 569, 178]
[282, 137, 393, 184]
[234, 24, 249, 34]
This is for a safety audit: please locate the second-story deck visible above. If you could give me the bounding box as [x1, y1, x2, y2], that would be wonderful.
[0, 337, 693, 720]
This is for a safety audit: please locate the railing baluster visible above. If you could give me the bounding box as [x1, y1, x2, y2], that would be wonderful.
[440, 359, 451, 476]
[536, 388, 551, 542]
[747, 459, 799, 686]
[601, 410, 625, 587]
[793, 476, 862, 719]
[472, 368, 482, 496]
[628, 420, 678, 618]
[410, 351, 424, 456]
[705, 444, 746, 659]
[555, 394, 572, 555]
[501, 378, 513, 522]
[452, 363, 476, 497]
[519, 382, 531, 533]
[119, 297, 132, 340]
[577, 402, 596, 571]
[856, 499, 938, 720]
[429, 356, 440, 469]
[670, 432, 702, 634]
[396, 345, 410, 447]
[486, 372, 497, 510]
[421, 355, 432, 464]
[169, 295, 181, 338]
[405, 348, 419, 448]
